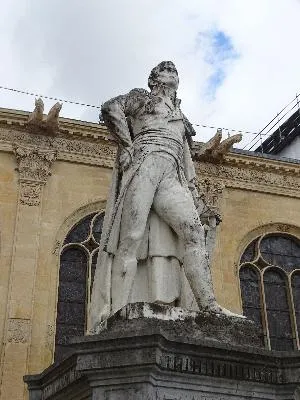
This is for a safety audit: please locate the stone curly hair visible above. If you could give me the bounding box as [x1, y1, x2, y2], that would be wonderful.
[148, 61, 178, 91]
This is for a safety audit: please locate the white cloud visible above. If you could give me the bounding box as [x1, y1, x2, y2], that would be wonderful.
[1, 0, 300, 149]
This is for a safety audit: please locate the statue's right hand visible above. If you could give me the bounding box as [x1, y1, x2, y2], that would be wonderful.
[119, 147, 133, 171]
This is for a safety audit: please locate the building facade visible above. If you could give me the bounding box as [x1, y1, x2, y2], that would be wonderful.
[1, 107, 300, 399]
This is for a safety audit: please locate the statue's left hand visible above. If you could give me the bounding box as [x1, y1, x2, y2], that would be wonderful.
[119, 147, 133, 171]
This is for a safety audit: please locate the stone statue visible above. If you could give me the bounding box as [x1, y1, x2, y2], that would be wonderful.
[89, 61, 242, 333]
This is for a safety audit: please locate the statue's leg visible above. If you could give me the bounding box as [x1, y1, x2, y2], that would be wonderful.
[153, 165, 243, 317]
[112, 156, 161, 313]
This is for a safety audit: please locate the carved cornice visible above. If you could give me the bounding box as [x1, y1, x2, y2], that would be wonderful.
[0, 123, 116, 168]
[195, 153, 300, 198]
[54, 136, 116, 167]
[0, 107, 109, 141]
[2, 107, 300, 198]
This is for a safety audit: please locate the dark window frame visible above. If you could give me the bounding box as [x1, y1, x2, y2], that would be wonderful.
[239, 232, 300, 351]
[54, 211, 104, 361]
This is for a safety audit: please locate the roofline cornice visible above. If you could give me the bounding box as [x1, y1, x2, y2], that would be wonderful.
[0, 107, 111, 142]
[1, 107, 300, 185]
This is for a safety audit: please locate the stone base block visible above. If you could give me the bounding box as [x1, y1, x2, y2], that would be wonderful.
[89, 302, 263, 348]
[24, 303, 300, 400]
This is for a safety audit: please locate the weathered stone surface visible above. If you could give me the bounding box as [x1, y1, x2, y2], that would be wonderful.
[27, 98, 62, 136]
[89, 61, 244, 332]
[86, 302, 262, 348]
[24, 307, 300, 399]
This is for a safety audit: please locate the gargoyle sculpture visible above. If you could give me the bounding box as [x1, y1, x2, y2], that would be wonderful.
[45, 102, 62, 134]
[27, 98, 44, 125]
[27, 98, 62, 136]
[193, 128, 242, 162]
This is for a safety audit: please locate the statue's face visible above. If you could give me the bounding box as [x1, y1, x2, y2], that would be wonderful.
[156, 62, 179, 90]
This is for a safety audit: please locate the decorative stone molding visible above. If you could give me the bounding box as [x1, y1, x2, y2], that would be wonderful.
[52, 200, 106, 255]
[0, 107, 109, 141]
[2, 107, 300, 198]
[276, 223, 291, 233]
[196, 177, 225, 216]
[0, 128, 116, 168]
[13, 144, 57, 181]
[158, 352, 279, 384]
[195, 157, 300, 197]
[54, 136, 116, 167]
[42, 366, 82, 399]
[7, 318, 30, 343]
[19, 181, 43, 206]
[13, 143, 57, 206]
[104, 391, 205, 399]
[234, 222, 300, 269]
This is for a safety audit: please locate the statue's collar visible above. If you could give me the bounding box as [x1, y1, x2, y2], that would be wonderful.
[163, 97, 181, 111]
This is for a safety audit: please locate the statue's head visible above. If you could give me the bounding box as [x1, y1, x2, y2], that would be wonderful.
[148, 61, 179, 92]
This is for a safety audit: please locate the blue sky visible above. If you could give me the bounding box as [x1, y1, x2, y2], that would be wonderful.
[197, 30, 240, 100]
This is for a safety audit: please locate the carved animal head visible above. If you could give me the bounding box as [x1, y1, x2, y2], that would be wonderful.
[34, 97, 44, 112]
[47, 102, 62, 119]
[148, 61, 179, 91]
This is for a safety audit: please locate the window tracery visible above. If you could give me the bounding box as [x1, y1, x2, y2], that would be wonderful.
[55, 211, 104, 361]
[239, 233, 300, 351]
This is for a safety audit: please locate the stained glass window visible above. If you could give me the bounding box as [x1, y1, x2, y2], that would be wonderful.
[292, 271, 300, 338]
[239, 233, 300, 351]
[264, 269, 293, 351]
[55, 211, 104, 361]
[239, 264, 263, 345]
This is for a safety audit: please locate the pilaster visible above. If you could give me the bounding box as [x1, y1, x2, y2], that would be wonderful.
[0, 142, 56, 399]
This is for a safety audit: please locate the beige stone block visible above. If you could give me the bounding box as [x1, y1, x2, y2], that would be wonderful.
[27, 344, 48, 374]
[9, 272, 35, 319]
[222, 270, 236, 284]
[34, 276, 53, 294]
[31, 307, 48, 342]
[1, 342, 28, 400]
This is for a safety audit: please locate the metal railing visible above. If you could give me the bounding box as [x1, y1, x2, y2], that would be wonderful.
[242, 94, 300, 153]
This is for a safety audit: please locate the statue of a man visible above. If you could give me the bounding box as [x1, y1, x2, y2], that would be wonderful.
[89, 61, 240, 332]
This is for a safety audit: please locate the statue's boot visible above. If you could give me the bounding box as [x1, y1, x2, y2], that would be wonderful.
[183, 247, 245, 319]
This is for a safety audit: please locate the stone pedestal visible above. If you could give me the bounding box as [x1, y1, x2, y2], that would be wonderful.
[24, 303, 300, 399]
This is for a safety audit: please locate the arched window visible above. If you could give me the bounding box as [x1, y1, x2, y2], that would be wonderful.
[55, 211, 104, 361]
[239, 233, 300, 351]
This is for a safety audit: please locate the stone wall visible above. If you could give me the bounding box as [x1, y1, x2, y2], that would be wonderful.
[0, 107, 300, 399]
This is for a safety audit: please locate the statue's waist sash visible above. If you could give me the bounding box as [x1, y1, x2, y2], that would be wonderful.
[133, 130, 183, 164]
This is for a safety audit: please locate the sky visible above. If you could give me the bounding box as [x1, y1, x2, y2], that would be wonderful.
[1, 0, 300, 149]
